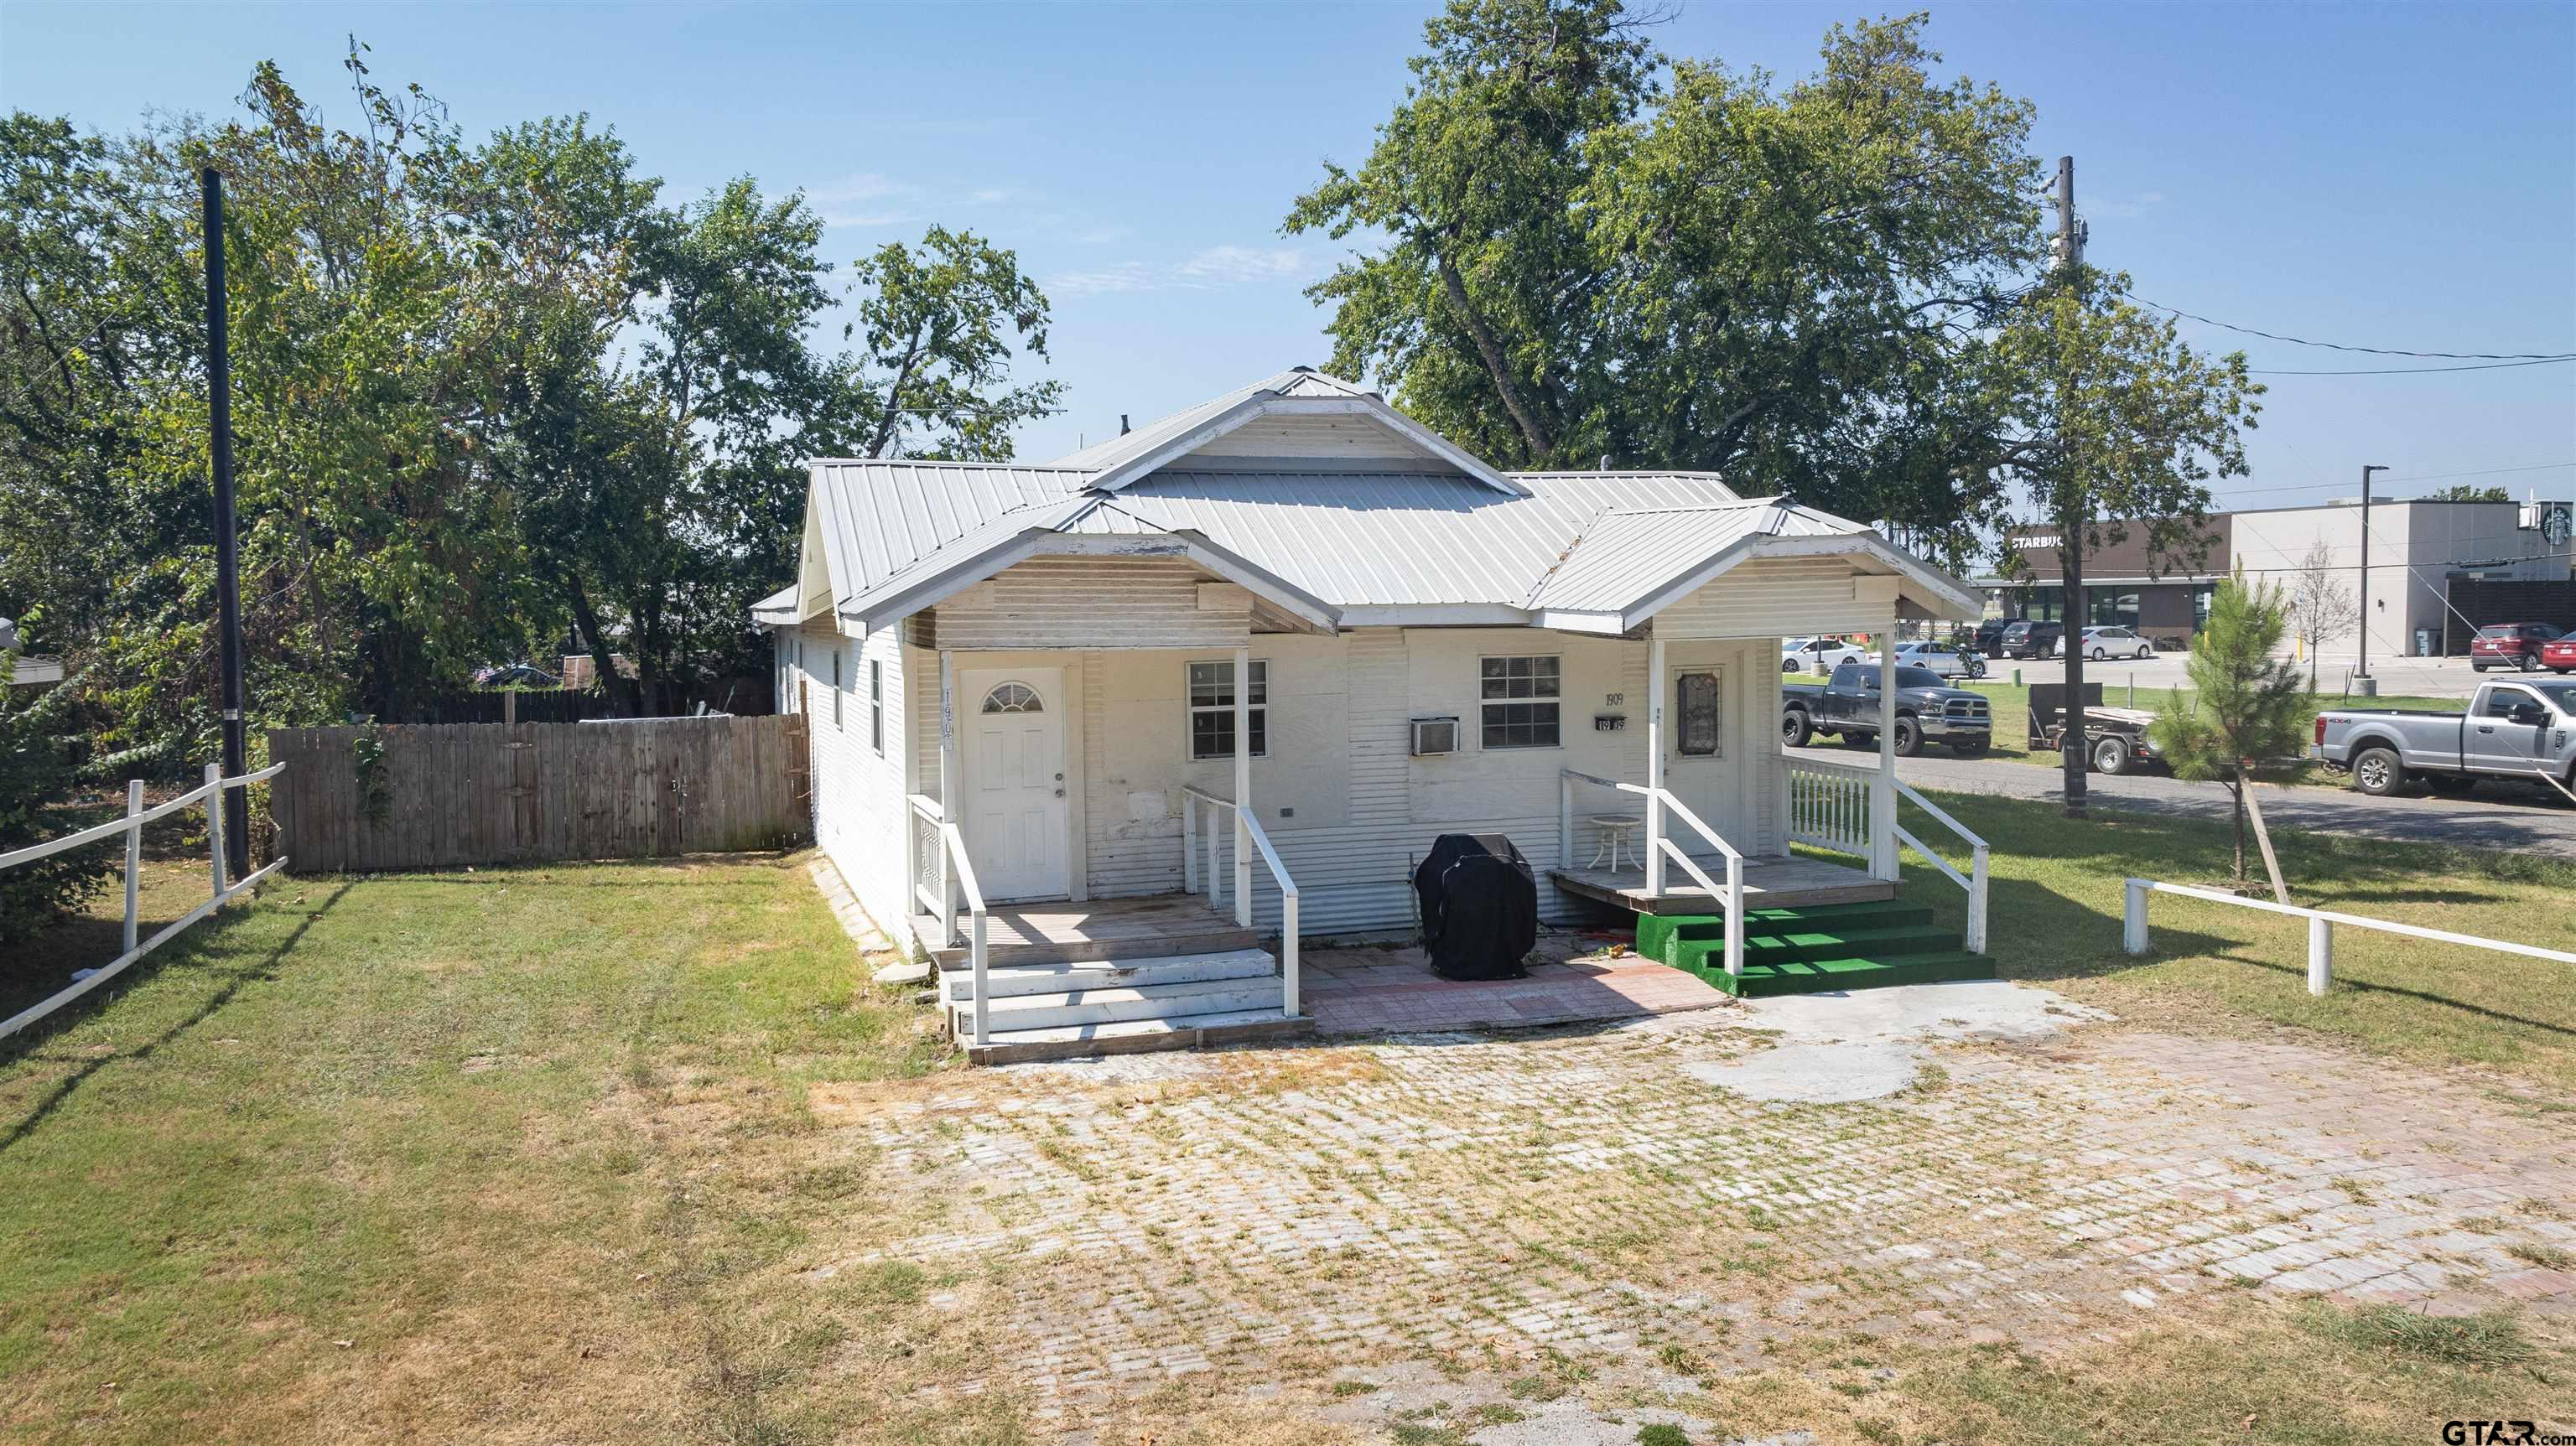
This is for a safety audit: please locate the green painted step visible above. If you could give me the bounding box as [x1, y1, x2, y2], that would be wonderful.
[1632, 900, 1995, 998]
[1679, 950, 1999, 998]
[1737, 923, 1961, 964]
[1635, 900, 1930, 961]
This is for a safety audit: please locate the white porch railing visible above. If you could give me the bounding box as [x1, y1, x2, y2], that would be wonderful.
[1559, 769, 1746, 978]
[1784, 755, 1874, 856]
[1781, 758, 1987, 954]
[0, 760, 289, 1040]
[1180, 785, 1299, 1018]
[1890, 780, 1989, 955]
[908, 793, 990, 1046]
[2125, 877, 2576, 994]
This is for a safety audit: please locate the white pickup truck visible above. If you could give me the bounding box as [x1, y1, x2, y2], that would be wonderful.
[2313, 680, 2576, 797]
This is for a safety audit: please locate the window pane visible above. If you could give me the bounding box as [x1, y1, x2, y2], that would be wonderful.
[1482, 701, 1560, 749]
[1678, 671, 1722, 756]
[1247, 660, 1267, 704]
[1192, 711, 1233, 759]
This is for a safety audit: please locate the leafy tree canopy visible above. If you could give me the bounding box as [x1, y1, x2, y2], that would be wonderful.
[0, 44, 1059, 759]
[1286, 3, 2047, 566]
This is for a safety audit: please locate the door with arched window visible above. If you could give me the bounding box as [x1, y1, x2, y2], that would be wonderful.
[958, 666, 1070, 900]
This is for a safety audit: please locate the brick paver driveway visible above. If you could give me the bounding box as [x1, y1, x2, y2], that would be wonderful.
[810, 984, 2576, 1433]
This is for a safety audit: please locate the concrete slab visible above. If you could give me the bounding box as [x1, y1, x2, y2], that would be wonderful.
[1686, 980, 2112, 1102]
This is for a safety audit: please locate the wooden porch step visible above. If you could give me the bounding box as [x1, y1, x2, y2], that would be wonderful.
[954, 973, 1289, 1035]
[909, 894, 1259, 970]
[964, 1009, 1316, 1066]
[937, 948, 1278, 1004]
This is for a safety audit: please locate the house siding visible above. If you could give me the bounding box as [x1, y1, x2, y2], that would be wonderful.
[786, 619, 910, 931]
[932, 557, 1251, 651]
[1659, 557, 1881, 638]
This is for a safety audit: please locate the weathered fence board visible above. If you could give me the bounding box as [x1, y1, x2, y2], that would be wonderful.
[267, 715, 812, 873]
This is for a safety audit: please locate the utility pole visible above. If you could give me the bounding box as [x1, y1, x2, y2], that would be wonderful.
[2052, 155, 2093, 818]
[2356, 463, 2387, 693]
[202, 168, 248, 878]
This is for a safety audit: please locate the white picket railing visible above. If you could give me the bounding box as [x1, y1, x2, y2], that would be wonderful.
[1559, 768, 1746, 977]
[2124, 877, 2576, 995]
[1784, 755, 1874, 856]
[907, 793, 990, 1046]
[0, 760, 288, 1039]
[1180, 785, 1299, 1018]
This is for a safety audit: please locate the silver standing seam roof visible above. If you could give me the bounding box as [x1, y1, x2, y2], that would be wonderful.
[767, 369, 1978, 631]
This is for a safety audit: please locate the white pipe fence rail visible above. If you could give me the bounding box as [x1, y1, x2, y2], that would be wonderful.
[2122, 877, 2576, 995]
[0, 760, 288, 1040]
[1181, 785, 1300, 1018]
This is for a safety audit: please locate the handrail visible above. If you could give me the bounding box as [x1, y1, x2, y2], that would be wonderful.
[1889, 778, 1989, 954]
[1560, 768, 1745, 977]
[937, 817, 990, 1048]
[2124, 875, 2576, 995]
[1178, 785, 1299, 1018]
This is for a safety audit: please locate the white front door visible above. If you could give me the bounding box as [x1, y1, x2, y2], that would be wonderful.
[1664, 656, 1750, 854]
[958, 666, 1071, 901]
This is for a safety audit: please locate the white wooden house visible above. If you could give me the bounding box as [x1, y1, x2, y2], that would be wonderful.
[755, 369, 1989, 1060]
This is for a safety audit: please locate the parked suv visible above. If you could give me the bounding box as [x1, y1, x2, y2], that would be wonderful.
[2543, 635, 2576, 675]
[1971, 619, 2014, 656]
[1997, 619, 2064, 660]
[2470, 622, 2566, 672]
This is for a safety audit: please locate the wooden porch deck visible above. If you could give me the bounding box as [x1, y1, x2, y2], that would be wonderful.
[1550, 854, 1894, 916]
[909, 891, 1259, 968]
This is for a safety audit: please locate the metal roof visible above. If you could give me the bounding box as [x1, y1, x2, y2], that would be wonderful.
[776, 370, 1978, 633]
[1525, 502, 1862, 612]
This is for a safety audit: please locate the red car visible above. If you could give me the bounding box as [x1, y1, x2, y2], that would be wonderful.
[2469, 622, 2564, 672]
[2544, 635, 2576, 675]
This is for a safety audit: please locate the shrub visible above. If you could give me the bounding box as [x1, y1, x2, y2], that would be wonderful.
[0, 673, 115, 946]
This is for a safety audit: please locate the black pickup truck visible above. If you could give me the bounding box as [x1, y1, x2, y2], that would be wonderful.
[1780, 661, 1992, 757]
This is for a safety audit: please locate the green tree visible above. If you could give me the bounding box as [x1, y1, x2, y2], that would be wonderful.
[1285, 5, 2043, 562]
[2147, 576, 2309, 891]
[1982, 266, 2262, 816]
[2423, 484, 2509, 503]
[0, 671, 113, 947]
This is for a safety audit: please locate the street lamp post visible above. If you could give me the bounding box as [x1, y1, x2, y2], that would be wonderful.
[2357, 464, 2387, 692]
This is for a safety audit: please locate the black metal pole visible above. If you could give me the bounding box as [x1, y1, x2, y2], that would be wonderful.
[203, 167, 248, 877]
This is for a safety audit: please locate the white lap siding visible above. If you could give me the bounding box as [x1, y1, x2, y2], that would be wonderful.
[787, 619, 909, 932]
[1065, 628, 1783, 939]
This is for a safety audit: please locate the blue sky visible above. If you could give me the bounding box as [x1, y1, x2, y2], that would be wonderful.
[4, 0, 2570, 513]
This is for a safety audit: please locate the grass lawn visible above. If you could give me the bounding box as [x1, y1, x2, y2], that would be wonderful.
[1883, 788, 2576, 1089]
[3, 814, 2571, 1443]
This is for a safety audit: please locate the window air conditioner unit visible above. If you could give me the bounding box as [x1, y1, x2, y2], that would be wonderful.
[1410, 716, 1459, 756]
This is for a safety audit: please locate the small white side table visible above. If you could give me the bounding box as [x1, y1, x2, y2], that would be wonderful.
[1587, 816, 1644, 870]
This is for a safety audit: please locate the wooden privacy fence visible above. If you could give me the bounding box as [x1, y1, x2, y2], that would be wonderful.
[267, 714, 811, 873]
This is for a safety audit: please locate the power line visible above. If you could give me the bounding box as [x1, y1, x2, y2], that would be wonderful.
[2250, 356, 2576, 376]
[2218, 461, 2575, 501]
[2122, 290, 2576, 362]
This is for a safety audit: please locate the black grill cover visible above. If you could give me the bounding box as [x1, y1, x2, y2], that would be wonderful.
[1413, 833, 1538, 980]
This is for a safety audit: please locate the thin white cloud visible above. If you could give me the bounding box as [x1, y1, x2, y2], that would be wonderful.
[1173, 245, 1305, 287]
[809, 174, 1017, 231]
[1047, 246, 1308, 298]
[2091, 190, 2168, 220]
[1044, 262, 1160, 297]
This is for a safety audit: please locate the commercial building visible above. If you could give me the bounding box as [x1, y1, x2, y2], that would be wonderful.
[1976, 497, 2573, 656]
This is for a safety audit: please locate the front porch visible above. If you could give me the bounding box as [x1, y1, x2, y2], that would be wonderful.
[1548, 854, 1894, 915]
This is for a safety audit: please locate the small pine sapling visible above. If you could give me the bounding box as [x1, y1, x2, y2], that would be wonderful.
[2148, 576, 2310, 897]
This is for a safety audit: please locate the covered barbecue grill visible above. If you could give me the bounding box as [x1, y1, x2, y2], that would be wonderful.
[1411, 832, 1539, 980]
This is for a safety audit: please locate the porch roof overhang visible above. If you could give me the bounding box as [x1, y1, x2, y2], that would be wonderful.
[1533, 532, 1985, 635]
[748, 583, 803, 626]
[842, 528, 1343, 638]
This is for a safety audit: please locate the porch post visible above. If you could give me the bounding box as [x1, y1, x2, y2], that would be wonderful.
[939, 649, 960, 937]
[1645, 632, 1666, 896]
[1232, 643, 1252, 927]
[1873, 616, 1900, 879]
